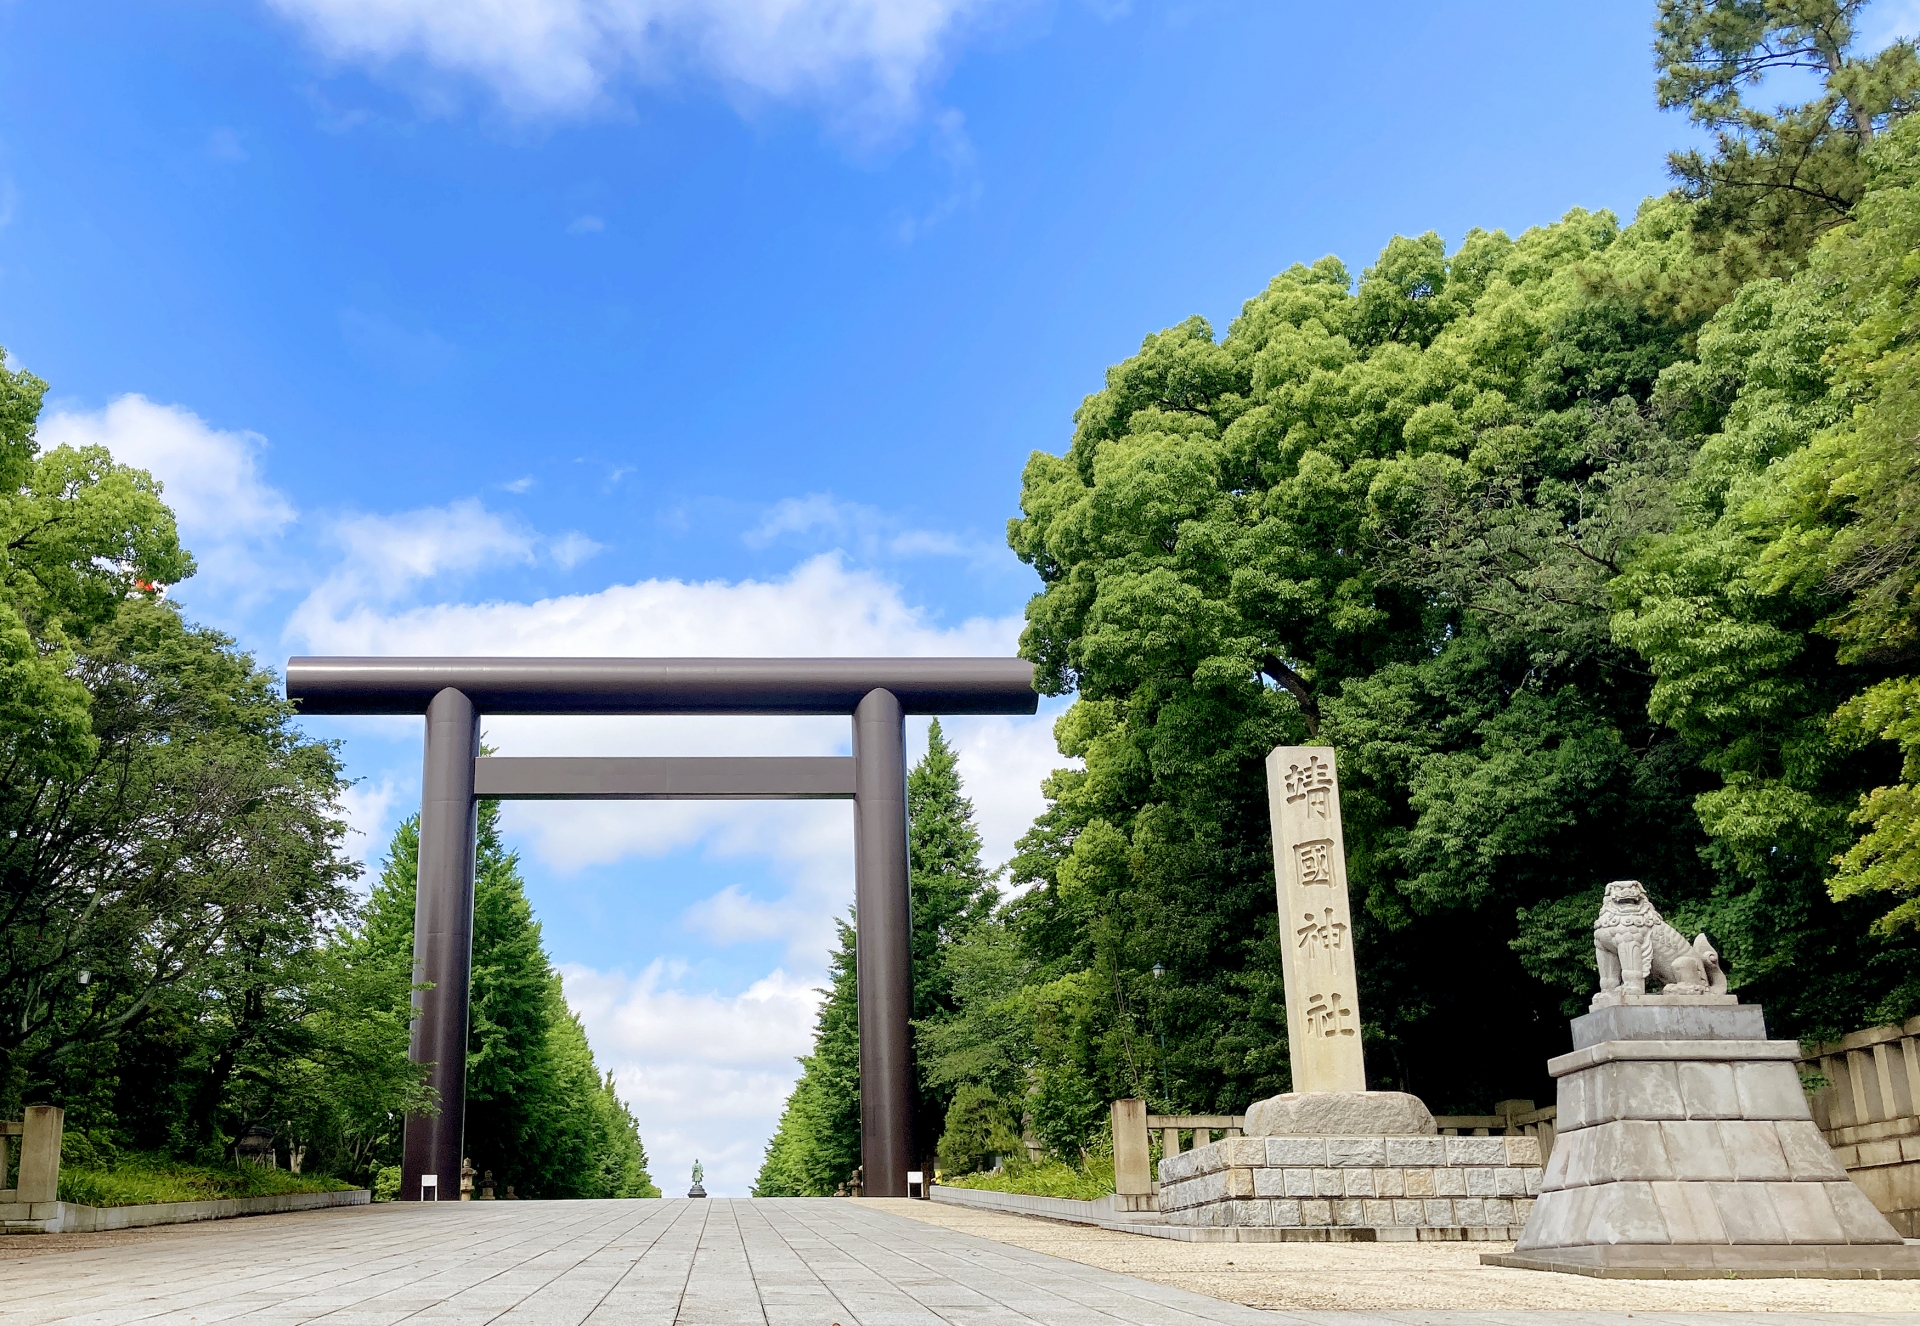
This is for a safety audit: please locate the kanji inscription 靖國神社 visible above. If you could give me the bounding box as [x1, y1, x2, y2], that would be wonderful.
[1265, 745, 1366, 1093]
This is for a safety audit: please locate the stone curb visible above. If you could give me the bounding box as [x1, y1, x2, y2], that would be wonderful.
[927, 1182, 1525, 1243]
[1483, 1247, 1920, 1280]
[0, 1187, 370, 1234]
[928, 1185, 1132, 1223]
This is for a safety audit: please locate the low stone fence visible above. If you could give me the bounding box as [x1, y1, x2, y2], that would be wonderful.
[1803, 1015, 1920, 1236]
[1, 1188, 369, 1235]
[1111, 1097, 1558, 1215]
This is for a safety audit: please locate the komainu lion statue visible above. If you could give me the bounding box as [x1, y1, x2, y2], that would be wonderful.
[1593, 879, 1728, 999]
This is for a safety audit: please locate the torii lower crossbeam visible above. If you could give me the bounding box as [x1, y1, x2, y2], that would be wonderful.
[285, 657, 1036, 1200]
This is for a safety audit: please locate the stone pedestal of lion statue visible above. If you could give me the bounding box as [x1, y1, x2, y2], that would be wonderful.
[1156, 747, 1544, 1238]
[1482, 881, 1920, 1278]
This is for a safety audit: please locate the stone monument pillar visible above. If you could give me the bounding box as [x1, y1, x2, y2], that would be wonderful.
[1151, 745, 1546, 1238]
[1266, 746, 1365, 1094]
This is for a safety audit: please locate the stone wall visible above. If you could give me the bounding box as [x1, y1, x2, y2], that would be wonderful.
[1157, 1133, 1542, 1237]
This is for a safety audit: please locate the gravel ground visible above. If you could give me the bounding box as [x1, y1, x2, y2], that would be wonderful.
[878, 1199, 1920, 1313]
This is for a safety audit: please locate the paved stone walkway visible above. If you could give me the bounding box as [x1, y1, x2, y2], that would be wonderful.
[0, 1198, 1911, 1326]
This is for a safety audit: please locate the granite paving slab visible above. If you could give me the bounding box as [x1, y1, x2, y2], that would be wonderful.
[0, 1198, 1909, 1325]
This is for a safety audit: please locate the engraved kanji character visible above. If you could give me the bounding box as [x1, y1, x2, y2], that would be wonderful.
[1294, 908, 1348, 955]
[1284, 754, 1335, 818]
[1294, 838, 1334, 886]
[1303, 990, 1357, 1038]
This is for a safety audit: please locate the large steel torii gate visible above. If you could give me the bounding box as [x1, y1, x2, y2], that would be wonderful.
[285, 657, 1036, 1199]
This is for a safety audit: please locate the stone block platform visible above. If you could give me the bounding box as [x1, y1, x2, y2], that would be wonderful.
[1487, 1000, 1920, 1279]
[1158, 1132, 1544, 1238]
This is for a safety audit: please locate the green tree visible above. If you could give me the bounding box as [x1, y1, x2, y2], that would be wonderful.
[753, 916, 860, 1195]
[934, 1082, 1022, 1177]
[756, 722, 999, 1192]
[1615, 112, 1920, 1020]
[1657, 0, 1920, 260]
[1003, 201, 1739, 1132]
[908, 718, 1000, 1147]
[353, 805, 657, 1196]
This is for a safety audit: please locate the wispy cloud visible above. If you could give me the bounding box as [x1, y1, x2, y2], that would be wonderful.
[894, 106, 981, 242]
[205, 127, 250, 162]
[1860, 1, 1920, 48]
[287, 497, 602, 638]
[338, 308, 458, 377]
[264, 0, 1019, 133]
[336, 774, 403, 875]
[566, 214, 605, 234]
[744, 491, 1004, 565]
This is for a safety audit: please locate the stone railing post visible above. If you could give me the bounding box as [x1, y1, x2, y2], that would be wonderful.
[1111, 1099, 1151, 1208]
[18, 1105, 63, 1205]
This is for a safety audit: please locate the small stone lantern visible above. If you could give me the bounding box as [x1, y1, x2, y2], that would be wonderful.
[235, 1125, 275, 1169]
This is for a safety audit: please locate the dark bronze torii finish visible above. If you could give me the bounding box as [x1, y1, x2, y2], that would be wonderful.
[285, 657, 1036, 1199]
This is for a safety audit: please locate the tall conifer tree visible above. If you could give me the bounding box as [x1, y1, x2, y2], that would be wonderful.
[353, 803, 658, 1197]
[754, 720, 996, 1193]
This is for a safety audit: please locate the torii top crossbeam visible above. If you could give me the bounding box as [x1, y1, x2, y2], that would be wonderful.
[285, 656, 1038, 715]
[284, 655, 1036, 1201]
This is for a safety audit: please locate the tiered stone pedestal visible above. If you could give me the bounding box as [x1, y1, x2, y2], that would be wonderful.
[1157, 1130, 1544, 1240]
[1485, 997, 1920, 1279]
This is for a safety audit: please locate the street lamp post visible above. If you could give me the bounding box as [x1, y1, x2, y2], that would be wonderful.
[1150, 963, 1171, 1110]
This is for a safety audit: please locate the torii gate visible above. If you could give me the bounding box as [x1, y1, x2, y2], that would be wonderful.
[285, 657, 1036, 1199]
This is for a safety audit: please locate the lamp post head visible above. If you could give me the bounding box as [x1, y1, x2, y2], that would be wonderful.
[1151, 963, 1165, 980]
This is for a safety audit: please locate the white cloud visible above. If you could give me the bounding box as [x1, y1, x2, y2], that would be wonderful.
[561, 961, 822, 1197]
[745, 492, 851, 546]
[336, 773, 404, 875]
[39, 395, 298, 600]
[290, 497, 602, 636]
[549, 529, 604, 568]
[289, 546, 1015, 656]
[566, 214, 605, 234]
[266, 0, 1012, 128]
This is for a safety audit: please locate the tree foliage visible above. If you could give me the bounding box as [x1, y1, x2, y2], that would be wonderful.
[1657, 0, 1920, 260]
[910, 7, 1920, 1158]
[357, 807, 659, 1198]
[754, 720, 999, 1194]
[0, 351, 651, 1194]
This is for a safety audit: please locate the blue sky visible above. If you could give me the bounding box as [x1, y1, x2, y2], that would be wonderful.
[2, 0, 1862, 1195]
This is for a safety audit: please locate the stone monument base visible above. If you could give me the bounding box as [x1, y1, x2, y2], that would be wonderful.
[1245, 1090, 1435, 1137]
[1157, 1131, 1545, 1236]
[1485, 1000, 1920, 1280]
[1484, 1241, 1920, 1279]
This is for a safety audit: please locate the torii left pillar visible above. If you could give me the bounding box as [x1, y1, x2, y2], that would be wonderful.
[401, 687, 479, 1201]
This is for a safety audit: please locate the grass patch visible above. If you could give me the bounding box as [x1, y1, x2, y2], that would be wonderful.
[57, 1154, 355, 1207]
[938, 1154, 1115, 1201]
